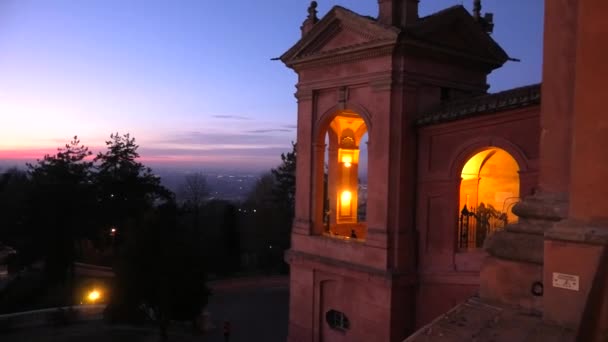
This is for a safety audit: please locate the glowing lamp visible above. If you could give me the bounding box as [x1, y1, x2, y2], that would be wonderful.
[341, 190, 352, 204]
[342, 155, 352, 168]
[87, 289, 101, 303]
[340, 190, 353, 216]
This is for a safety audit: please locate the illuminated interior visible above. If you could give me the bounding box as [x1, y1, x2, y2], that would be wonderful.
[321, 110, 368, 241]
[458, 148, 520, 249]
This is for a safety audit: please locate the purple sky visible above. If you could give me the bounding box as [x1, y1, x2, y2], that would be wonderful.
[0, 0, 544, 172]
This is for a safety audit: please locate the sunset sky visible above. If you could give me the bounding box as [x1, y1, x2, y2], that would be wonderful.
[0, 0, 544, 172]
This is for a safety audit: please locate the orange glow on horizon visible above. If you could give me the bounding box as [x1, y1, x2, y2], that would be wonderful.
[0, 148, 58, 160]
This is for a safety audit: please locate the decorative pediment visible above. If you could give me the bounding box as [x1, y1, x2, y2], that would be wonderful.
[281, 6, 399, 68]
[280, 5, 509, 71]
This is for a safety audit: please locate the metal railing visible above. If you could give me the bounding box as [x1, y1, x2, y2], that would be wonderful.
[458, 203, 509, 250]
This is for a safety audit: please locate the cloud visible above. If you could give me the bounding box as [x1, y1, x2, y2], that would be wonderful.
[246, 129, 292, 134]
[211, 115, 252, 120]
[110, 129, 297, 170]
[281, 124, 297, 129]
[137, 145, 290, 170]
[159, 131, 293, 146]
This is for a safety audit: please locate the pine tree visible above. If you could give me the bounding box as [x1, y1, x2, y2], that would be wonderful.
[27, 136, 95, 284]
[271, 142, 296, 215]
[94, 133, 172, 238]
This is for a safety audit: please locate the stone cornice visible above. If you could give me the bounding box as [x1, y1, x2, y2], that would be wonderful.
[297, 71, 392, 91]
[287, 43, 396, 71]
[370, 77, 393, 92]
[294, 88, 314, 101]
[285, 249, 418, 284]
[403, 71, 488, 92]
[546, 219, 608, 245]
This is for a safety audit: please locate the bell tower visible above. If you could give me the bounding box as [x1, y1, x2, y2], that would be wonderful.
[280, 1, 509, 341]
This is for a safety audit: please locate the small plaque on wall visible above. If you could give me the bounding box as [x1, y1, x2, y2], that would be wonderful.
[552, 272, 580, 291]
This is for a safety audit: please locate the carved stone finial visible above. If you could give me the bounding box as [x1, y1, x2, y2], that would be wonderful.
[472, 0, 494, 33]
[301, 1, 319, 36]
[473, 0, 482, 20]
[308, 1, 319, 23]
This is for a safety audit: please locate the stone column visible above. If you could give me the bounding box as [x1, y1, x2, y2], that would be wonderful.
[327, 138, 339, 227]
[480, 0, 579, 311]
[543, 0, 608, 331]
[293, 89, 314, 235]
[365, 81, 392, 249]
[311, 143, 327, 235]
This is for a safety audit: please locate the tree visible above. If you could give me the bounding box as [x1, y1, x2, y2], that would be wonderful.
[94, 133, 172, 244]
[242, 140, 297, 274]
[270, 142, 297, 266]
[221, 204, 240, 274]
[105, 202, 210, 336]
[179, 172, 209, 232]
[26, 136, 95, 284]
[271, 142, 296, 216]
[179, 172, 209, 209]
[243, 173, 283, 272]
[0, 168, 31, 246]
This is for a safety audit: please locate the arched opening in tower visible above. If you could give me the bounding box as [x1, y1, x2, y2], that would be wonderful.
[320, 110, 368, 241]
[458, 148, 520, 250]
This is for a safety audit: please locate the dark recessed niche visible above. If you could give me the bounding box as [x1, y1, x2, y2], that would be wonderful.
[326, 309, 350, 331]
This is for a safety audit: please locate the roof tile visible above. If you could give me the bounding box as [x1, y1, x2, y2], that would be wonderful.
[417, 83, 541, 126]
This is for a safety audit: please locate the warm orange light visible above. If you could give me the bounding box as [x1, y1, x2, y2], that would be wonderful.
[461, 151, 487, 180]
[341, 190, 352, 204]
[87, 290, 101, 303]
[340, 190, 353, 217]
[342, 155, 352, 168]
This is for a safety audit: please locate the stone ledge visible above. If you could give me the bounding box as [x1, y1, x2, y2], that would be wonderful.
[484, 230, 544, 264]
[285, 249, 417, 285]
[506, 220, 552, 235]
[512, 192, 569, 222]
[546, 220, 608, 245]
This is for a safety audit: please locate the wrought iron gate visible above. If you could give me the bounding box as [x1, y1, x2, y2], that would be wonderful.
[458, 203, 509, 250]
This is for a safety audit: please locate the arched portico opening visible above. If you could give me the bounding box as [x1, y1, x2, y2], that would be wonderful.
[458, 147, 520, 250]
[313, 109, 368, 241]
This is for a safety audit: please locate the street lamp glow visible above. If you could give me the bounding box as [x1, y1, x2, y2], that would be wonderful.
[87, 290, 101, 303]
